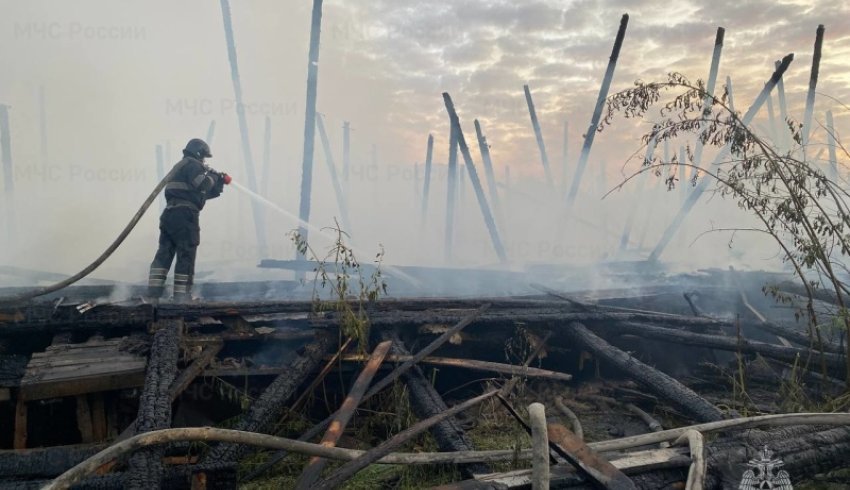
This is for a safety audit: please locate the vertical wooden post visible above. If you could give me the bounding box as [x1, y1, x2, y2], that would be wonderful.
[524, 85, 554, 186]
[649, 55, 795, 262]
[444, 125, 458, 263]
[827, 111, 839, 182]
[296, 0, 324, 249]
[206, 120, 217, 145]
[691, 28, 725, 170]
[528, 402, 549, 490]
[14, 395, 27, 449]
[474, 120, 505, 228]
[91, 394, 107, 442]
[443, 93, 508, 263]
[156, 145, 165, 213]
[0, 104, 16, 240]
[261, 115, 271, 198]
[420, 134, 434, 226]
[76, 395, 94, 443]
[38, 86, 49, 180]
[774, 61, 789, 152]
[342, 121, 351, 206]
[316, 113, 351, 233]
[561, 120, 569, 193]
[220, 0, 267, 255]
[801, 25, 825, 160]
[565, 14, 629, 210]
[619, 138, 656, 251]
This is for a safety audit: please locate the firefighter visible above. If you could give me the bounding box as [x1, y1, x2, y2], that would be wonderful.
[147, 138, 230, 302]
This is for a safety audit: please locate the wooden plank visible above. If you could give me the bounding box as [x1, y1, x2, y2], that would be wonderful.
[296, 341, 393, 489]
[14, 395, 27, 449]
[333, 354, 572, 381]
[20, 370, 146, 401]
[466, 448, 689, 488]
[76, 395, 94, 443]
[22, 361, 146, 381]
[91, 394, 107, 442]
[26, 354, 143, 368]
[547, 422, 636, 489]
[169, 344, 223, 402]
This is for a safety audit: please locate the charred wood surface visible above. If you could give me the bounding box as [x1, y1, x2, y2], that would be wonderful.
[123, 320, 181, 489]
[203, 332, 334, 465]
[394, 337, 491, 477]
[564, 322, 724, 422]
[0, 445, 105, 479]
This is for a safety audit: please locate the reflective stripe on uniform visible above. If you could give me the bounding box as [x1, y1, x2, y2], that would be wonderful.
[192, 173, 211, 188]
[148, 268, 168, 287]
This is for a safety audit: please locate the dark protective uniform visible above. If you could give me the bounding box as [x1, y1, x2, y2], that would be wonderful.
[148, 156, 225, 301]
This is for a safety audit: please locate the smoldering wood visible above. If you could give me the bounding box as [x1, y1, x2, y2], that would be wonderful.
[123, 320, 181, 489]
[243, 305, 489, 482]
[523, 85, 554, 185]
[294, 340, 393, 489]
[202, 332, 334, 467]
[313, 390, 500, 490]
[0, 444, 106, 479]
[443, 93, 508, 263]
[564, 14, 629, 210]
[564, 322, 724, 422]
[394, 337, 492, 478]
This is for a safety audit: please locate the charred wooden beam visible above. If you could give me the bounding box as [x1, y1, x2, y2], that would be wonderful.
[295, 340, 393, 489]
[393, 336, 491, 478]
[547, 421, 637, 489]
[333, 353, 572, 381]
[123, 319, 182, 489]
[801, 25, 825, 158]
[445, 123, 459, 262]
[523, 85, 554, 186]
[203, 332, 334, 465]
[565, 322, 724, 422]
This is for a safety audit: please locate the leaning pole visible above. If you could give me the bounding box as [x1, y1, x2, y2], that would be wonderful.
[648, 54, 795, 262]
[220, 0, 267, 255]
[801, 25, 825, 161]
[564, 14, 629, 210]
[420, 134, 434, 226]
[523, 84, 554, 186]
[296, 0, 325, 248]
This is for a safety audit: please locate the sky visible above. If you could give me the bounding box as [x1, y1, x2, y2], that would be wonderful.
[0, 0, 849, 283]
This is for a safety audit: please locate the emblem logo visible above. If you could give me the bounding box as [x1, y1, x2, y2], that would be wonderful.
[738, 445, 792, 489]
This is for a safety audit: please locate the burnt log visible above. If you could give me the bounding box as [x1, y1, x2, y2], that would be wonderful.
[609, 321, 845, 372]
[0, 445, 105, 479]
[202, 332, 334, 465]
[123, 320, 182, 489]
[564, 322, 724, 422]
[394, 336, 491, 477]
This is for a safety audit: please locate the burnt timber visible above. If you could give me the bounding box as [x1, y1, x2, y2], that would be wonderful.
[1, 268, 850, 488]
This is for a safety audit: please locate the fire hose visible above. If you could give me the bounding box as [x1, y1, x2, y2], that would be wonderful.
[0, 167, 230, 305]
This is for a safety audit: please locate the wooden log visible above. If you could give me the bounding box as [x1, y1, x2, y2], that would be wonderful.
[523, 85, 554, 186]
[0, 444, 105, 479]
[801, 25, 825, 156]
[610, 321, 846, 372]
[123, 319, 182, 489]
[554, 396, 583, 440]
[673, 430, 705, 490]
[421, 133, 434, 226]
[394, 336, 491, 477]
[242, 305, 490, 481]
[42, 413, 850, 490]
[564, 322, 724, 422]
[294, 340, 393, 489]
[564, 14, 629, 211]
[202, 332, 334, 465]
[76, 395, 94, 444]
[547, 421, 636, 489]
[332, 353, 572, 381]
[528, 403, 549, 490]
[443, 93, 508, 263]
[313, 390, 500, 489]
